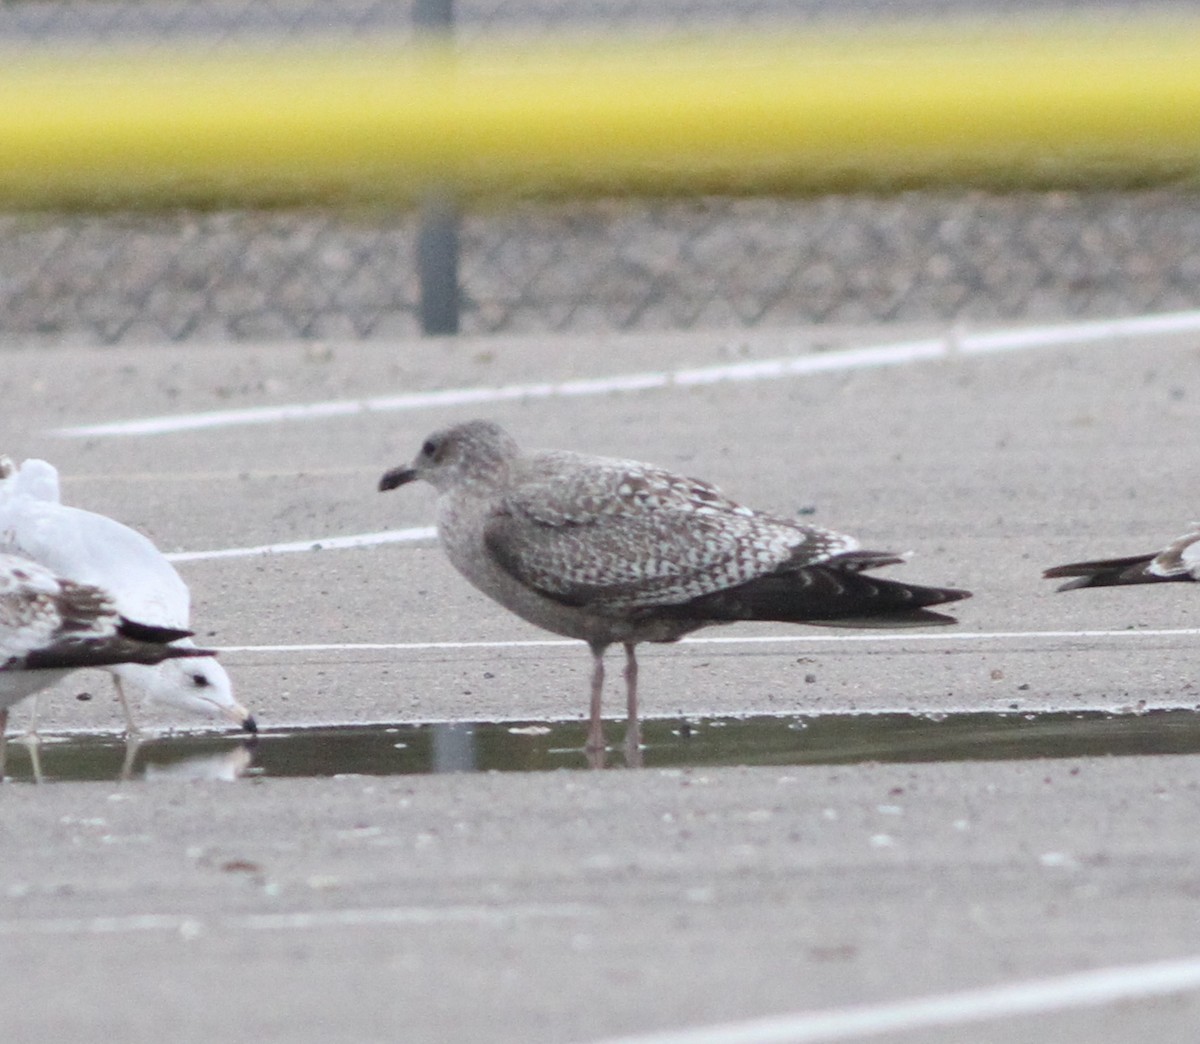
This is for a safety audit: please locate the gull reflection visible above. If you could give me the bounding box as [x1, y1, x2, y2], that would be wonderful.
[140, 742, 256, 782]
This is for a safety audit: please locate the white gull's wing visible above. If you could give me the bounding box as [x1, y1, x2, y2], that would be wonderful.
[0, 485, 189, 628]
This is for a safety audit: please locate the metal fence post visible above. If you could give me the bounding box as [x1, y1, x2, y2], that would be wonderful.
[414, 0, 460, 335]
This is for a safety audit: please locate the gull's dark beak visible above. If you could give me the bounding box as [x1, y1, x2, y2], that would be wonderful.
[378, 466, 418, 492]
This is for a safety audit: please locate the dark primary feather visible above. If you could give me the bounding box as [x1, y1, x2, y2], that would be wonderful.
[1043, 553, 1179, 590]
[1045, 527, 1200, 590]
[116, 617, 194, 645]
[23, 636, 213, 672]
[651, 551, 970, 626]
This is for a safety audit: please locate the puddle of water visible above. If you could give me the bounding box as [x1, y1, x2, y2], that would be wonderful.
[4, 708, 1200, 784]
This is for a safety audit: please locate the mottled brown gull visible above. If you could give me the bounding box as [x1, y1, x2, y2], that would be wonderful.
[1044, 526, 1200, 590]
[379, 420, 971, 755]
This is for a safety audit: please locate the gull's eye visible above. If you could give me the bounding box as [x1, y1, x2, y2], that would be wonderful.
[422, 439, 438, 458]
[191, 673, 211, 688]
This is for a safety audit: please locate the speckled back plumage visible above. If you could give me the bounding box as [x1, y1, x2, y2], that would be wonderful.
[486, 450, 863, 613]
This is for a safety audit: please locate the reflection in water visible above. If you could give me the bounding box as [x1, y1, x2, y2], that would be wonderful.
[430, 723, 476, 773]
[3, 708, 1200, 784]
[142, 744, 255, 782]
[0, 733, 258, 784]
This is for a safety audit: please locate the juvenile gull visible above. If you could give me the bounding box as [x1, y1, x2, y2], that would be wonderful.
[0, 457, 254, 735]
[379, 420, 971, 754]
[1044, 526, 1200, 590]
[0, 553, 213, 748]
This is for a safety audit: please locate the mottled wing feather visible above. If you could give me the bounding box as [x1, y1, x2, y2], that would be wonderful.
[0, 556, 112, 666]
[484, 452, 858, 611]
[1151, 528, 1200, 580]
[21, 631, 210, 671]
[0, 554, 206, 672]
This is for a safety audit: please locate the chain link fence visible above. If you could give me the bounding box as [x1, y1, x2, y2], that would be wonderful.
[1, 1, 1198, 346]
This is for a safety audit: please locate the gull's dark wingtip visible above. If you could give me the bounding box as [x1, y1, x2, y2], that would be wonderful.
[1043, 561, 1095, 580]
[1042, 563, 1094, 591]
[117, 617, 194, 645]
[1042, 552, 1165, 590]
[930, 586, 972, 605]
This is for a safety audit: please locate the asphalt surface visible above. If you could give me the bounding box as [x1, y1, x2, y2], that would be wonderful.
[2, 317, 1200, 1041]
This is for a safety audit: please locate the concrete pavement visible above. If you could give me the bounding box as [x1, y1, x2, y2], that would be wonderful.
[1, 315, 1199, 1041]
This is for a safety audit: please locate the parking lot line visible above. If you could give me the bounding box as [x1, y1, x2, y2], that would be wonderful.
[52, 309, 1200, 439]
[215, 627, 1200, 654]
[165, 526, 437, 562]
[588, 954, 1200, 1044]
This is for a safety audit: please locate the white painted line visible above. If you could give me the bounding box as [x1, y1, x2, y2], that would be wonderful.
[0, 913, 205, 937]
[214, 628, 1200, 654]
[0, 903, 593, 938]
[50, 310, 1200, 438]
[587, 954, 1200, 1044]
[241, 902, 593, 931]
[164, 526, 437, 563]
[960, 309, 1200, 353]
[690, 627, 1200, 644]
[221, 638, 574, 653]
[49, 338, 938, 437]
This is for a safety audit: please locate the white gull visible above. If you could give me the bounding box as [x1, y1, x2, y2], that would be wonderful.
[0, 457, 254, 734]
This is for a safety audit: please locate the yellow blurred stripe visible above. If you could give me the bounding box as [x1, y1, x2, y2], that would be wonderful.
[0, 16, 1198, 208]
